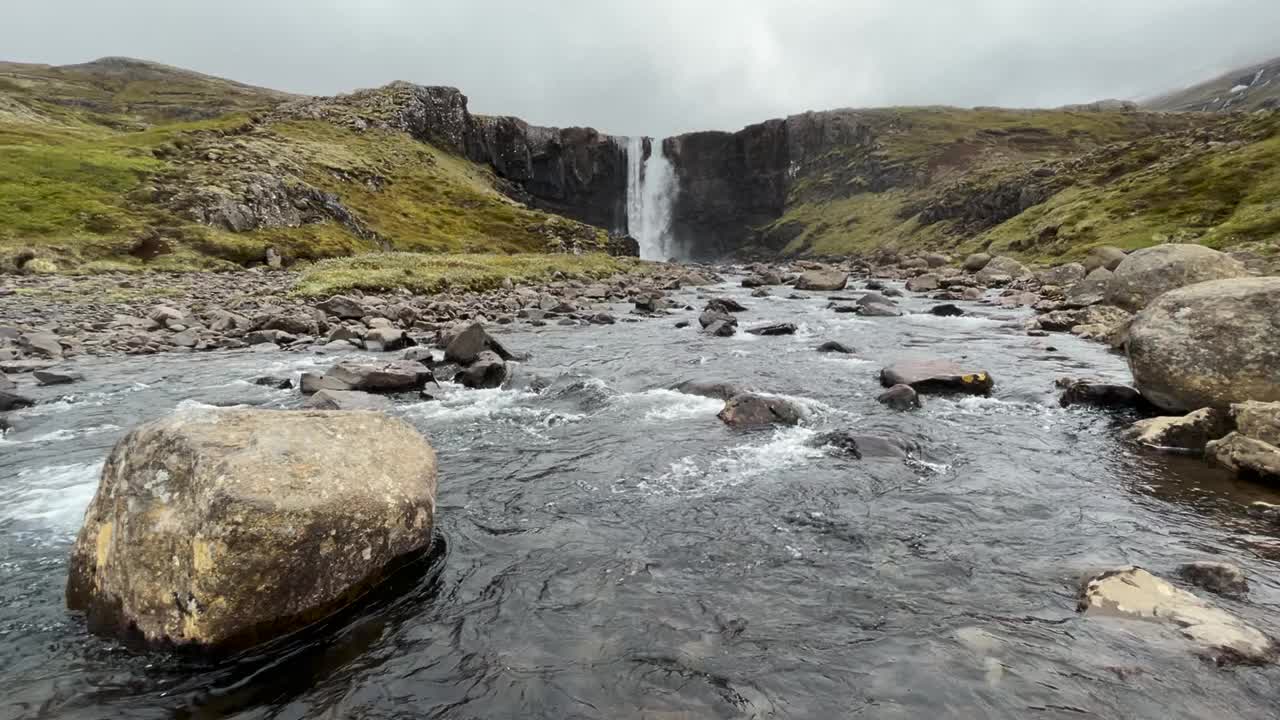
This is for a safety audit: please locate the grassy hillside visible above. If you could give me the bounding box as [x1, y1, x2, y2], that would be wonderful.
[763, 106, 1280, 264]
[0, 58, 608, 274]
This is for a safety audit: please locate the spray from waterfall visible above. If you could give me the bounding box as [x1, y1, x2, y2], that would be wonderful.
[624, 137, 676, 261]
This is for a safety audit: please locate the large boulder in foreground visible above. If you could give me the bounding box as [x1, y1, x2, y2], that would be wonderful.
[66, 408, 438, 653]
[1105, 243, 1248, 312]
[1126, 277, 1280, 411]
[880, 359, 993, 396]
[1078, 566, 1274, 664]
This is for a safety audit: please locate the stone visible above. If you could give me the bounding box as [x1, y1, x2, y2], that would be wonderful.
[1179, 562, 1249, 598]
[323, 360, 433, 393]
[877, 384, 922, 410]
[746, 323, 797, 336]
[1064, 267, 1113, 307]
[66, 408, 437, 653]
[1232, 401, 1280, 447]
[1084, 245, 1127, 272]
[1206, 433, 1280, 479]
[855, 292, 902, 317]
[363, 327, 411, 353]
[962, 253, 992, 272]
[1126, 408, 1233, 453]
[454, 351, 507, 389]
[794, 269, 848, 291]
[699, 309, 738, 329]
[925, 253, 949, 268]
[0, 390, 34, 412]
[705, 297, 748, 313]
[905, 274, 940, 292]
[718, 393, 804, 427]
[34, 368, 84, 386]
[1037, 263, 1086, 287]
[444, 323, 514, 365]
[588, 312, 616, 325]
[259, 312, 318, 337]
[304, 389, 395, 411]
[170, 328, 200, 348]
[808, 431, 920, 459]
[741, 272, 782, 287]
[880, 359, 994, 395]
[0, 372, 13, 391]
[1106, 244, 1248, 312]
[816, 340, 854, 354]
[1058, 382, 1148, 410]
[975, 256, 1030, 284]
[928, 303, 964, 317]
[634, 295, 668, 313]
[704, 319, 737, 337]
[21, 332, 63, 358]
[253, 376, 294, 390]
[1127, 277, 1280, 411]
[672, 380, 746, 401]
[147, 305, 185, 326]
[315, 295, 368, 319]
[961, 287, 984, 301]
[1077, 566, 1274, 664]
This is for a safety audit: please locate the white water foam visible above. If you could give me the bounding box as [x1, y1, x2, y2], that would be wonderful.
[404, 386, 582, 426]
[614, 389, 725, 422]
[0, 423, 121, 446]
[0, 462, 103, 533]
[632, 426, 823, 497]
[624, 136, 677, 261]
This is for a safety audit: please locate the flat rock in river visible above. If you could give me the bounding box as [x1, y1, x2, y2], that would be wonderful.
[794, 269, 848, 291]
[1077, 566, 1274, 664]
[880, 359, 993, 395]
[323, 360, 432, 393]
[305, 389, 395, 411]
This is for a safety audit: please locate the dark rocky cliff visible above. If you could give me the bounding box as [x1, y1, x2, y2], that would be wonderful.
[279, 82, 628, 235]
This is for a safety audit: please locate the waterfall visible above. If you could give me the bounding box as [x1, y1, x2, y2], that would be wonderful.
[624, 137, 676, 261]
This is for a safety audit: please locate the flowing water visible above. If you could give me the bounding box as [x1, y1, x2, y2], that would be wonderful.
[624, 137, 677, 261]
[3, 277, 1280, 719]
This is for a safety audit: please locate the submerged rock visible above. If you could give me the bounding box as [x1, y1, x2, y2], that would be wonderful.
[305, 389, 394, 411]
[34, 368, 84, 386]
[718, 393, 803, 427]
[816, 340, 854, 354]
[0, 389, 34, 412]
[672, 380, 746, 401]
[1106, 244, 1248, 312]
[322, 359, 433, 393]
[1077, 566, 1274, 664]
[877, 384, 922, 410]
[1127, 277, 1280, 411]
[809, 431, 920, 459]
[66, 408, 438, 653]
[1058, 381, 1148, 410]
[928, 303, 964, 317]
[1179, 561, 1249, 598]
[746, 322, 797, 336]
[880, 359, 993, 396]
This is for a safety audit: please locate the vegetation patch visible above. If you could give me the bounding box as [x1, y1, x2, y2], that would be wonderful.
[295, 252, 640, 296]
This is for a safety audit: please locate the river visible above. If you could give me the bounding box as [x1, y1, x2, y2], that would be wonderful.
[2, 276, 1278, 719]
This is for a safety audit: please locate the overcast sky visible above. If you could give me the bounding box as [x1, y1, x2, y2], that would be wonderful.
[4, 0, 1279, 137]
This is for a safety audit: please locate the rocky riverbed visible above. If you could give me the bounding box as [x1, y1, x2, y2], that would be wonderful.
[2, 245, 1280, 718]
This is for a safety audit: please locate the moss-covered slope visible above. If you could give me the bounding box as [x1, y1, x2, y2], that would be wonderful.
[0, 59, 608, 273]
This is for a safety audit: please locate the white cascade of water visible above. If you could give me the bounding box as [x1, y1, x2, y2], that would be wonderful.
[624, 137, 677, 261]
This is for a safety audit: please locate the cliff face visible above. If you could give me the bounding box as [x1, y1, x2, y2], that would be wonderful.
[467, 117, 627, 232]
[277, 83, 629, 234]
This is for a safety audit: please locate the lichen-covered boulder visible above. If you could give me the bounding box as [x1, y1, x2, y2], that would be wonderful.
[66, 408, 438, 653]
[974, 256, 1030, 285]
[1125, 408, 1233, 453]
[1126, 277, 1280, 411]
[1105, 243, 1248, 312]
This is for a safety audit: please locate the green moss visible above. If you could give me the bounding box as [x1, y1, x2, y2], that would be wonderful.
[295, 252, 637, 296]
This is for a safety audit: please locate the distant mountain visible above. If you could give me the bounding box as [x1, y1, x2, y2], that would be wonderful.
[1145, 55, 1280, 112]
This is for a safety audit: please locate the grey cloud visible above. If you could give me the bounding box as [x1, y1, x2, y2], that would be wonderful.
[4, 0, 1279, 137]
